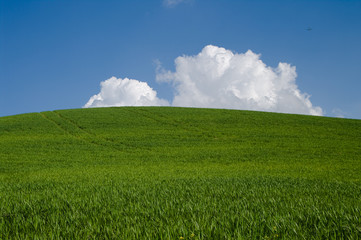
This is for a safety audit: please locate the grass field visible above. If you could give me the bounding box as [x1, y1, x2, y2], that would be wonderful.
[1, 107, 361, 239]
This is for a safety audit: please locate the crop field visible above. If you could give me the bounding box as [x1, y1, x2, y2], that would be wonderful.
[0, 107, 361, 239]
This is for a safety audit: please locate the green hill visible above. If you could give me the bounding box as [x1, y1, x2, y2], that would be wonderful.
[1, 107, 361, 239]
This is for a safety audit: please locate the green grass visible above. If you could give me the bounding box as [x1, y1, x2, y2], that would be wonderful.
[1, 107, 361, 239]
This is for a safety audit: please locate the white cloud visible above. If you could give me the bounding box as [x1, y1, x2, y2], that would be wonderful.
[84, 45, 322, 116]
[84, 77, 169, 108]
[156, 45, 323, 116]
[332, 108, 346, 118]
[163, 0, 189, 7]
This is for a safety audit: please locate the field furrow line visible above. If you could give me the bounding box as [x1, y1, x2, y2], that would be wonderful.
[54, 111, 151, 153]
[39, 111, 128, 152]
[53, 111, 97, 136]
[38, 112, 72, 135]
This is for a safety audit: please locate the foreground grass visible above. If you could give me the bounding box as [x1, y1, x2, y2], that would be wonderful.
[1, 107, 361, 239]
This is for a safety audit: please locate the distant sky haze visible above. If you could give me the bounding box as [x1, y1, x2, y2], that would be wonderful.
[1, 0, 361, 119]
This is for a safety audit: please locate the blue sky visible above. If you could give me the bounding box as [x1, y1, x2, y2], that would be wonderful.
[1, 0, 361, 119]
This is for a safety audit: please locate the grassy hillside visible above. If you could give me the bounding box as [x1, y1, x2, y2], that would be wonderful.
[1, 107, 360, 239]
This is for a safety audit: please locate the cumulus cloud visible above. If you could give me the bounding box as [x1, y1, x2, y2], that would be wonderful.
[84, 77, 169, 108]
[84, 45, 322, 116]
[156, 45, 323, 116]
